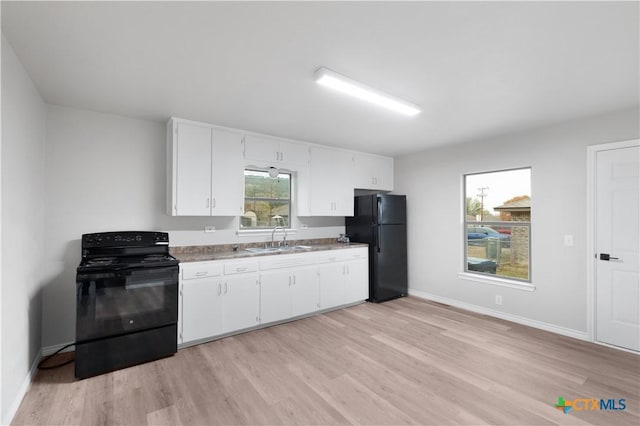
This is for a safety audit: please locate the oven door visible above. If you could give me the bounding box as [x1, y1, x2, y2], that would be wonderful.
[76, 266, 178, 342]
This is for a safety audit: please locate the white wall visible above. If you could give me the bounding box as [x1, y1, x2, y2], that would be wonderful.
[1, 35, 47, 424]
[42, 105, 343, 349]
[394, 108, 640, 334]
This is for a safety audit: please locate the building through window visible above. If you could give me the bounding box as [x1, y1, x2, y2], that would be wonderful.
[464, 168, 531, 281]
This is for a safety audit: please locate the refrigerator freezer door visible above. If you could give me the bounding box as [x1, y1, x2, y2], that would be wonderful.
[371, 224, 408, 302]
[376, 194, 406, 225]
[352, 194, 376, 224]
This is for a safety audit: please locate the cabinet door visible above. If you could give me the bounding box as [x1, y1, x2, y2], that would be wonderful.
[181, 278, 223, 343]
[259, 270, 292, 323]
[344, 258, 369, 304]
[309, 146, 354, 216]
[318, 263, 345, 309]
[280, 140, 309, 166]
[222, 274, 260, 332]
[211, 129, 244, 216]
[244, 135, 280, 163]
[290, 267, 319, 317]
[175, 122, 212, 215]
[353, 153, 393, 191]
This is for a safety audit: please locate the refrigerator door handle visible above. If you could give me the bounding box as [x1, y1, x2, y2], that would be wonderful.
[377, 226, 381, 253]
[377, 196, 383, 224]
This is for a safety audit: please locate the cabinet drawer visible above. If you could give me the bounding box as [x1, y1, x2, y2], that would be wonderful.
[344, 248, 368, 260]
[317, 248, 367, 263]
[260, 254, 316, 270]
[181, 262, 223, 280]
[224, 260, 258, 275]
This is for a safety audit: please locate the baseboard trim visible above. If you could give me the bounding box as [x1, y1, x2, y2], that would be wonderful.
[409, 289, 589, 341]
[3, 348, 42, 426]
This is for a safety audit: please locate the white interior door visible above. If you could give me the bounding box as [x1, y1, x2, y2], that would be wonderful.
[595, 143, 639, 352]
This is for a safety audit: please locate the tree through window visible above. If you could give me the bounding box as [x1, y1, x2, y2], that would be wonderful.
[464, 168, 531, 281]
[241, 169, 291, 229]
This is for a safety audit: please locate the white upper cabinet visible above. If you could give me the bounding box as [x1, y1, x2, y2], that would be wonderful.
[243, 134, 309, 168]
[168, 118, 244, 216]
[300, 146, 354, 216]
[210, 129, 244, 215]
[352, 152, 394, 191]
[172, 122, 212, 216]
[168, 116, 394, 218]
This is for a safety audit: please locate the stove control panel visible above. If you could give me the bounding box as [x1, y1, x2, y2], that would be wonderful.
[82, 231, 169, 249]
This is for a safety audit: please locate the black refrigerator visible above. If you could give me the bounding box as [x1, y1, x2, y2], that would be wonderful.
[346, 194, 408, 302]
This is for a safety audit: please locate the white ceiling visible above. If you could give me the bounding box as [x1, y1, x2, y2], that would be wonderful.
[2, 1, 638, 156]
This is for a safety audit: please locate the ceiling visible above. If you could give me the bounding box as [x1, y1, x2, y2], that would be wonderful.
[2, 1, 638, 156]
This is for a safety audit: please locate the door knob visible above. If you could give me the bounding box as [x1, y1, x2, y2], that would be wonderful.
[600, 253, 619, 261]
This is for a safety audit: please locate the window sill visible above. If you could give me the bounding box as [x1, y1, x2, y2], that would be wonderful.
[237, 228, 299, 237]
[457, 272, 535, 292]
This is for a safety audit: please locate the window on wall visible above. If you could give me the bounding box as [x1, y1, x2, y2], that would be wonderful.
[241, 169, 291, 229]
[464, 168, 531, 282]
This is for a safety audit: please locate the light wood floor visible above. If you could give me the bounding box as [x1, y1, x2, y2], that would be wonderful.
[13, 297, 640, 425]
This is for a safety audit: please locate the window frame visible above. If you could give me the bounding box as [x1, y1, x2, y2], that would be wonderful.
[240, 168, 292, 230]
[462, 167, 533, 286]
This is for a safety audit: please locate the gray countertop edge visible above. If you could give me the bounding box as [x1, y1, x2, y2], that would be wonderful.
[173, 242, 368, 263]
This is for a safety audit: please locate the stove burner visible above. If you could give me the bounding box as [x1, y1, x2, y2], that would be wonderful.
[88, 257, 117, 265]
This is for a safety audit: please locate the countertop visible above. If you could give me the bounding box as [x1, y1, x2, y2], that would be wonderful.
[170, 239, 368, 263]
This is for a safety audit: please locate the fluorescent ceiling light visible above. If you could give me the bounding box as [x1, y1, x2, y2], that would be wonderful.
[314, 67, 421, 116]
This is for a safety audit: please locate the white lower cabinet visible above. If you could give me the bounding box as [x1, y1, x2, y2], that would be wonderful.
[179, 260, 259, 345]
[179, 247, 367, 347]
[344, 258, 369, 304]
[318, 247, 369, 309]
[259, 270, 293, 324]
[223, 274, 260, 332]
[318, 262, 345, 310]
[181, 276, 223, 343]
[260, 265, 319, 323]
[290, 267, 320, 317]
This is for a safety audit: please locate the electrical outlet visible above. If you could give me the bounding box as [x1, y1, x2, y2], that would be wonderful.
[495, 295, 503, 305]
[204, 226, 215, 233]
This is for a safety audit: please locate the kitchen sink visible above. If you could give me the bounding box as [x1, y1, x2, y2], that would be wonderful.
[244, 245, 312, 254]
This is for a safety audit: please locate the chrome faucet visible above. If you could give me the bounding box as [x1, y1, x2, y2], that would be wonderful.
[271, 226, 288, 248]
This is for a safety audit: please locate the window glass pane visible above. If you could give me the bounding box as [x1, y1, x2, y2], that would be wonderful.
[244, 170, 290, 199]
[241, 169, 291, 229]
[465, 169, 531, 223]
[464, 168, 531, 282]
[466, 224, 530, 281]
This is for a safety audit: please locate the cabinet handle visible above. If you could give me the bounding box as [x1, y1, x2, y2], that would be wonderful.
[288, 276, 292, 286]
[293, 275, 296, 285]
[212, 198, 216, 208]
[236, 267, 247, 272]
[217, 283, 222, 296]
[195, 271, 207, 277]
[206, 198, 210, 208]
[224, 282, 228, 294]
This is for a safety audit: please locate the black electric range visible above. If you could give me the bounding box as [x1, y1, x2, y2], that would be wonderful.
[75, 231, 179, 379]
